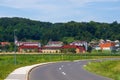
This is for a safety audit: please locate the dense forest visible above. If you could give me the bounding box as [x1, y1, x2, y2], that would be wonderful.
[0, 17, 120, 44]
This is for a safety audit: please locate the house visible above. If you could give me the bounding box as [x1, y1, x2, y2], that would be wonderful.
[94, 46, 101, 50]
[0, 42, 10, 46]
[99, 40, 116, 51]
[0, 42, 10, 52]
[61, 41, 87, 53]
[17, 42, 41, 52]
[114, 40, 120, 51]
[62, 45, 86, 53]
[42, 41, 87, 53]
[42, 46, 62, 53]
[45, 41, 63, 47]
[70, 41, 88, 51]
[42, 41, 63, 53]
[89, 40, 99, 49]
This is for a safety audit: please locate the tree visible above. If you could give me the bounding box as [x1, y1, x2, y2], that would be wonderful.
[0, 17, 119, 43]
[87, 46, 92, 53]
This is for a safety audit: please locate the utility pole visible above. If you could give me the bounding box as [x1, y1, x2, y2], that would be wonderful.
[14, 29, 17, 65]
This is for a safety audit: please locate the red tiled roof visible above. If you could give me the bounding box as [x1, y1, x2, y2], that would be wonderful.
[62, 45, 85, 49]
[62, 45, 77, 48]
[17, 42, 39, 44]
[16, 42, 40, 46]
[42, 46, 62, 49]
[19, 46, 39, 49]
[99, 42, 115, 48]
[0, 42, 10, 46]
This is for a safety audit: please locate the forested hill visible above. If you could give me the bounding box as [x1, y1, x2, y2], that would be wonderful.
[0, 17, 120, 43]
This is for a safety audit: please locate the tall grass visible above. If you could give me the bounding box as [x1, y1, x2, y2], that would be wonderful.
[85, 60, 120, 80]
[0, 53, 120, 80]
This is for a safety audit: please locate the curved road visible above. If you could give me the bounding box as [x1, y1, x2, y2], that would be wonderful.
[28, 59, 114, 80]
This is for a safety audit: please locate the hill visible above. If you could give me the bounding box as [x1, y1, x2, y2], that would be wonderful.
[0, 17, 120, 44]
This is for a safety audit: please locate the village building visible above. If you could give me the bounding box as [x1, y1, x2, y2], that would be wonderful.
[16, 42, 41, 52]
[115, 40, 120, 47]
[0, 42, 10, 46]
[89, 40, 99, 49]
[62, 45, 86, 53]
[61, 41, 88, 53]
[70, 41, 88, 51]
[99, 40, 116, 51]
[42, 41, 88, 53]
[41, 41, 63, 53]
[0, 42, 10, 52]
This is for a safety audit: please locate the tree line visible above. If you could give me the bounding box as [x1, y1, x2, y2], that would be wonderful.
[0, 17, 120, 44]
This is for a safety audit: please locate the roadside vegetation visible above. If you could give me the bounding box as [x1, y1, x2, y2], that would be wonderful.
[85, 60, 120, 80]
[0, 53, 120, 80]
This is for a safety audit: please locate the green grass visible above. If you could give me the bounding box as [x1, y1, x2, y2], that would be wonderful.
[0, 53, 120, 80]
[85, 60, 120, 80]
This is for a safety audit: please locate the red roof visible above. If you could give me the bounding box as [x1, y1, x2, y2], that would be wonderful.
[62, 45, 85, 49]
[19, 46, 39, 49]
[42, 46, 62, 49]
[16, 42, 41, 47]
[0, 42, 10, 46]
[99, 42, 115, 48]
[62, 45, 78, 48]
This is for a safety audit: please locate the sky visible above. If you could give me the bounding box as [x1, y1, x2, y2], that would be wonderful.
[0, 0, 120, 23]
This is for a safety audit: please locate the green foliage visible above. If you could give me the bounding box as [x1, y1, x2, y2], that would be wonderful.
[0, 17, 120, 44]
[62, 37, 75, 44]
[87, 46, 92, 53]
[0, 43, 14, 52]
[61, 48, 76, 53]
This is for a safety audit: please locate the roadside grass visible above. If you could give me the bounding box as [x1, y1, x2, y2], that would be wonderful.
[0, 53, 120, 80]
[85, 60, 120, 80]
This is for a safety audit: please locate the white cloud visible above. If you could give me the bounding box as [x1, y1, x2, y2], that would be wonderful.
[0, 0, 119, 9]
[0, 0, 119, 22]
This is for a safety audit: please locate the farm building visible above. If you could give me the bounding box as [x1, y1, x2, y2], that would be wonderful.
[41, 41, 63, 53]
[16, 42, 41, 52]
[99, 40, 116, 51]
[62, 45, 86, 53]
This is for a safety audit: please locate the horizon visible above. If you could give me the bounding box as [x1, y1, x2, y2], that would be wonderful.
[0, 0, 120, 23]
[0, 17, 119, 24]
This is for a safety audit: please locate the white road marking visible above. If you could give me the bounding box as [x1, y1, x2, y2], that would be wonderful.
[59, 67, 62, 70]
[62, 72, 66, 75]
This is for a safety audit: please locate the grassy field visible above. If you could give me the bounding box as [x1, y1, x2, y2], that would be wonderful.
[0, 53, 120, 80]
[85, 60, 120, 80]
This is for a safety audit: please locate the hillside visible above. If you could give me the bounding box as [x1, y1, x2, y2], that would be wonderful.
[0, 17, 120, 44]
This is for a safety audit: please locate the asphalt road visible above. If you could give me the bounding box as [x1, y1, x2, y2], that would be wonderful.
[28, 59, 114, 80]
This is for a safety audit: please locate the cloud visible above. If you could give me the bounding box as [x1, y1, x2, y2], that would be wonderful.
[1, 0, 118, 14]
[0, 0, 119, 9]
[0, 0, 48, 9]
[0, 0, 119, 22]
